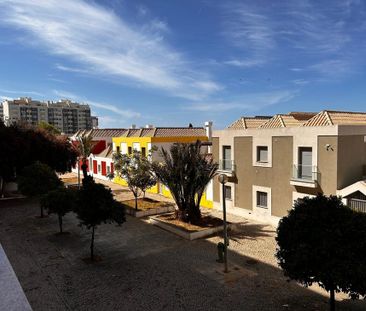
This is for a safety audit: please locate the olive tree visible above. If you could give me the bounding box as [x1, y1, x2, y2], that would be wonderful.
[74, 177, 126, 261]
[112, 151, 156, 210]
[152, 141, 217, 223]
[276, 194, 366, 311]
[41, 188, 77, 233]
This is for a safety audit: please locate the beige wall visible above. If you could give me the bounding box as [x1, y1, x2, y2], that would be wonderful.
[337, 135, 366, 190]
[212, 137, 220, 202]
[317, 136, 338, 195]
[233, 136, 293, 217]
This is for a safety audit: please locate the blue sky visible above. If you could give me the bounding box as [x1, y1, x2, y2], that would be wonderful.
[0, 0, 366, 129]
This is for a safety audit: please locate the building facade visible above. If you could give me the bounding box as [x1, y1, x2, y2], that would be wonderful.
[212, 111, 366, 226]
[2, 97, 97, 134]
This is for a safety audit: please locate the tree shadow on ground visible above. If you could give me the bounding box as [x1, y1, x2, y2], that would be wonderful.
[219, 221, 276, 243]
[1, 199, 365, 311]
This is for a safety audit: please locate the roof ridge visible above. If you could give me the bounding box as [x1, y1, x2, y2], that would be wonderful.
[279, 115, 286, 127]
[242, 117, 246, 129]
[324, 111, 333, 125]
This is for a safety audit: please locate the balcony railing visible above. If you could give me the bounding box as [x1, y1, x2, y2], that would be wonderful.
[348, 198, 366, 213]
[292, 164, 318, 181]
[218, 159, 236, 173]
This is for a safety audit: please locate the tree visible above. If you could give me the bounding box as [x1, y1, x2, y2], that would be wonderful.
[152, 141, 218, 223]
[77, 135, 93, 179]
[276, 194, 366, 311]
[41, 188, 77, 233]
[18, 162, 63, 217]
[38, 121, 61, 135]
[74, 177, 126, 261]
[0, 122, 78, 197]
[112, 150, 156, 210]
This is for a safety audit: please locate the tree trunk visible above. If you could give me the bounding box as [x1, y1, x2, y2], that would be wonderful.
[329, 287, 335, 311]
[90, 226, 95, 261]
[0, 177, 4, 198]
[58, 214, 63, 233]
[135, 195, 138, 210]
[81, 160, 88, 179]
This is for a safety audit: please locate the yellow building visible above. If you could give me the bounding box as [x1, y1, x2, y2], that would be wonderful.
[112, 126, 213, 208]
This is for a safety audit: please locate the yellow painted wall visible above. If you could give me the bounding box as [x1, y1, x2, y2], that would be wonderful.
[111, 134, 213, 208]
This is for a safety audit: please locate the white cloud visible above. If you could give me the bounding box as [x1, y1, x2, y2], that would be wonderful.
[0, 0, 220, 101]
[183, 90, 296, 112]
[53, 90, 140, 119]
[0, 89, 44, 97]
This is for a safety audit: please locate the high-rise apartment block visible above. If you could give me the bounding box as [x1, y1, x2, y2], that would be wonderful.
[1, 97, 97, 134]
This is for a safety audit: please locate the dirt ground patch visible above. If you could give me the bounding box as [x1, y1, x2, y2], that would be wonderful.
[122, 198, 173, 211]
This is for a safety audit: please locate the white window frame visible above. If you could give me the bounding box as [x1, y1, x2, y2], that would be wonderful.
[256, 145, 268, 163]
[121, 142, 128, 155]
[253, 137, 272, 167]
[252, 185, 271, 214]
[133, 142, 141, 152]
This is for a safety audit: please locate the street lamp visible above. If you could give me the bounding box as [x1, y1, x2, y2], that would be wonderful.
[218, 173, 229, 273]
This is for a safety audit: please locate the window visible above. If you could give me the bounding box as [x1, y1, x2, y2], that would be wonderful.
[256, 191, 268, 208]
[257, 146, 268, 163]
[116, 146, 120, 153]
[141, 147, 146, 157]
[128, 146, 132, 154]
[224, 186, 232, 200]
[298, 147, 312, 179]
[222, 146, 232, 170]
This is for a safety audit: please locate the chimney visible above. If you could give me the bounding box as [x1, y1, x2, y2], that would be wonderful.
[145, 124, 154, 128]
[131, 124, 136, 129]
[205, 121, 213, 141]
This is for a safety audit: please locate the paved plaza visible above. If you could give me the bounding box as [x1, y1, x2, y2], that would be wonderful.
[1, 192, 365, 310]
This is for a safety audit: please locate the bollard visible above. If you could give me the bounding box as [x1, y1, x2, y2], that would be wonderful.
[216, 242, 225, 263]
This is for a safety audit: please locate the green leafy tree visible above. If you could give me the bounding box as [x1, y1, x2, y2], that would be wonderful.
[38, 121, 61, 135]
[75, 177, 126, 261]
[276, 194, 366, 311]
[41, 188, 77, 233]
[152, 141, 218, 223]
[0, 122, 77, 197]
[18, 162, 62, 217]
[77, 136, 93, 179]
[112, 150, 156, 210]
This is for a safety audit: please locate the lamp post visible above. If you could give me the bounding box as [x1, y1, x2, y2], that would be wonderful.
[218, 173, 229, 273]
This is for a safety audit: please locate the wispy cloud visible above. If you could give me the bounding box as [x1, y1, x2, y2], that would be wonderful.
[0, 0, 220, 101]
[183, 90, 296, 112]
[0, 88, 44, 97]
[53, 90, 140, 119]
[221, 1, 365, 78]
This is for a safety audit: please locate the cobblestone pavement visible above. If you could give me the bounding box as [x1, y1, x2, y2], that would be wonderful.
[1, 197, 365, 310]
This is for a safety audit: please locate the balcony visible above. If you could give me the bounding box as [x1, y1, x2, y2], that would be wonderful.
[290, 164, 318, 188]
[217, 159, 236, 176]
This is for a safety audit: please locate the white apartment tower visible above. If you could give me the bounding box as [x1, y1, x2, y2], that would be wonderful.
[2, 97, 97, 134]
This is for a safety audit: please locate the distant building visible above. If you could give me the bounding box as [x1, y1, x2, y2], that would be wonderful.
[91, 116, 99, 129]
[2, 97, 93, 134]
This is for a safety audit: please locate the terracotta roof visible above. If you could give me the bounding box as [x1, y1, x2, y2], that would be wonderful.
[259, 112, 317, 129]
[154, 127, 205, 137]
[303, 110, 366, 127]
[227, 116, 272, 129]
[114, 127, 206, 138]
[72, 128, 128, 138]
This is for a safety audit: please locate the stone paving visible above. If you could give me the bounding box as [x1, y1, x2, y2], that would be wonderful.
[1, 189, 366, 310]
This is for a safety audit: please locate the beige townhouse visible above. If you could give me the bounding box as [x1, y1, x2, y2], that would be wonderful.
[212, 111, 366, 226]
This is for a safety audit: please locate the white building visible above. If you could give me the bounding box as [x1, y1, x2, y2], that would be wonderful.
[2, 97, 97, 134]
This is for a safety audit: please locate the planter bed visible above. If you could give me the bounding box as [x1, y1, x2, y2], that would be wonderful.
[122, 198, 175, 218]
[150, 213, 230, 240]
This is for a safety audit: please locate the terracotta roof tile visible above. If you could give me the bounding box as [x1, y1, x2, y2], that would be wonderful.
[227, 116, 272, 129]
[303, 111, 366, 126]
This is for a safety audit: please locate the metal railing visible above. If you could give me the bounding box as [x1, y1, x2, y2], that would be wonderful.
[219, 159, 236, 172]
[349, 198, 366, 213]
[292, 164, 318, 181]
